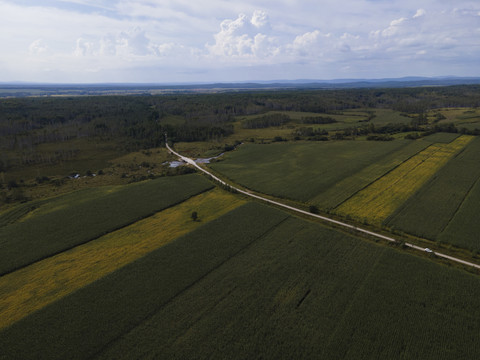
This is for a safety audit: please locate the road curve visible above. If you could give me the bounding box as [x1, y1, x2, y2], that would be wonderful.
[166, 142, 480, 271]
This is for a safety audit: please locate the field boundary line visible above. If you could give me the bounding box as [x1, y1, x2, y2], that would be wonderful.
[328, 140, 430, 210]
[321, 246, 386, 357]
[439, 174, 480, 238]
[166, 141, 480, 271]
[0, 186, 214, 277]
[91, 213, 290, 359]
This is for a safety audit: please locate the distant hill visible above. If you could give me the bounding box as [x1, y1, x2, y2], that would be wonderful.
[1, 76, 480, 97]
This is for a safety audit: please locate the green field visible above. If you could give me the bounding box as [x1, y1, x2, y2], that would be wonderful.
[211, 135, 480, 250]
[0, 174, 213, 275]
[0, 202, 290, 359]
[314, 139, 430, 209]
[438, 176, 480, 250]
[232, 109, 412, 136]
[334, 136, 473, 225]
[210, 140, 408, 202]
[3, 203, 480, 359]
[386, 137, 480, 243]
[368, 108, 412, 125]
[2, 90, 480, 359]
[0, 188, 245, 330]
[421, 132, 460, 143]
[437, 108, 480, 130]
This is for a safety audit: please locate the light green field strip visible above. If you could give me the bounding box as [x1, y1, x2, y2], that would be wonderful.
[335, 135, 475, 225]
[313, 140, 430, 210]
[0, 189, 245, 330]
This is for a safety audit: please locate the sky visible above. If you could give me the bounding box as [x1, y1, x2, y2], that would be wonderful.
[0, 0, 479, 83]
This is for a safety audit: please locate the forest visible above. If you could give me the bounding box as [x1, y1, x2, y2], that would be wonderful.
[2, 85, 480, 153]
[1, 85, 480, 205]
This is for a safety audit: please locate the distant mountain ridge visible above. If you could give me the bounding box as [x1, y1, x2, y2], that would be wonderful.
[1, 76, 480, 97]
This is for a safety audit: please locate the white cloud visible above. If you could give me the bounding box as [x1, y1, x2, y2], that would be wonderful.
[0, 1, 479, 82]
[73, 28, 152, 57]
[381, 17, 407, 37]
[251, 10, 269, 28]
[292, 30, 320, 47]
[74, 38, 96, 57]
[28, 39, 48, 55]
[413, 9, 426, 18]
[206, 11, 279, 60]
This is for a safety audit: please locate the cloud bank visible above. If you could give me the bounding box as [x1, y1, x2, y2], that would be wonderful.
[0, 0, 479, 82]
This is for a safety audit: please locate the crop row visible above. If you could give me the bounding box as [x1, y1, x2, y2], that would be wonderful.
[0, 188, 244, 330]
[314, 139, 430, 210]
[210, 140, 407, 202]
[94, 215, 480, 360]
[4, 201, 480, 359]
[386, 137, 480, 242]
[0, 174, 213, 275]
[438, 175, 480, 250]
[335, 135, 474, 225]
[0, 202, 289, 360]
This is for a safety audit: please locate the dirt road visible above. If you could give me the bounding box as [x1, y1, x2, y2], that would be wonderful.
[166, 142, 480, 271]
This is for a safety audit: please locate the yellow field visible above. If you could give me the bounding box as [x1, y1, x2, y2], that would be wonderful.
[335, 135, 474, 225]
[0, 188, 245, 330]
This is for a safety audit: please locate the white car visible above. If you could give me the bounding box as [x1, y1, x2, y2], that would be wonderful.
[425, 248, 433, 253]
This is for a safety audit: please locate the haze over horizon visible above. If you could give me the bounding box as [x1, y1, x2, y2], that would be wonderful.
[1, 0, 479, 84]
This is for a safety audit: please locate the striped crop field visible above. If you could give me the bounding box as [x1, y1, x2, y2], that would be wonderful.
[313, 140, 430, 210]
[335, 135, 474, 225]
[4, 201, 480, 359]
[0, 174, 213, 276]
[0, 188, 245, 330]
[385, 137, 480, 241]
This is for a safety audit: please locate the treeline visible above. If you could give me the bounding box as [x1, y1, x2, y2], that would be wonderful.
[292, 120, 477, 143]
[300, 116, 337, 124]
[241, 114, 337, 129]
[242, 114, 291, 129]
[1, 85, 480, 160]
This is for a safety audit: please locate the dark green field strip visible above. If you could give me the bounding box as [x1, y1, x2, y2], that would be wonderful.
[211, 141, 408, 202]
[0, 174, 213, 276]
[458, 122, 480, 131]
[422, 132, 460, 143]
[370, 109, 412, 125]
[96, 217, 387, 360]
[0, 199, 50, 227]
[438, 175, 480, 251]
[386, 137, 480, 241]
[0, 202, 289, 360]
[321, 247, 480, 360]
[314, 139, 430, 210]
[94, 217, 480, 360]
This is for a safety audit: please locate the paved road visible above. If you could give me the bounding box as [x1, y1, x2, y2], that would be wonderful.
[166, 143, 480, 271]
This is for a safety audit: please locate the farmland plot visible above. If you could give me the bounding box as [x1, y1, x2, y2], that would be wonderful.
[0, 202, 289, 360]
[438, 177, 480, 251]
[210, 140, 408, 202]
[3, 203, 480, 359]
[93, 217, 480, 360]
[314, 139, 430, 210]
[335, 135, 474, 225]
[0, 174, 213, 275]
[386, 137, 480, 240]
[0, 189, 245, 330]
[421, 132, 460, 143]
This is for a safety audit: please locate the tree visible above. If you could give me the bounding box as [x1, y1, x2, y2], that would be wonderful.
[309, 205, 319, 214]
[191, 211, 198, 221]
